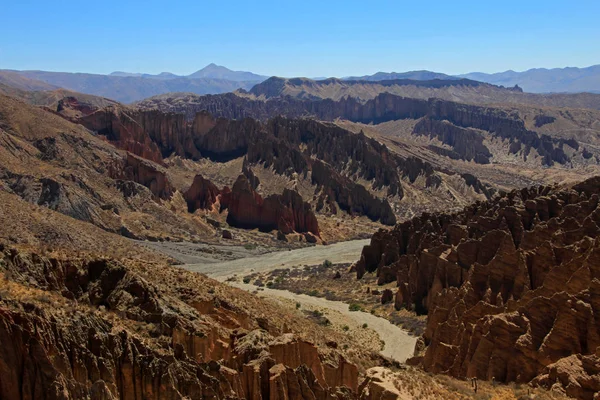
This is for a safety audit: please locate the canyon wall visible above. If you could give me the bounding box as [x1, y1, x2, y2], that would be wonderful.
[355, 177, 600, 398]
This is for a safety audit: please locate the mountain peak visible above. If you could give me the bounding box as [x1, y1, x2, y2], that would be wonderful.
[187, 64, 266, 82]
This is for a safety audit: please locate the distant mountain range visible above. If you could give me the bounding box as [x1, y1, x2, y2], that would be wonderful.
[0, 64, 268, 103]
[346, 65, 600, 93]
[344, 70, 457, 81]
[110, 63, 268, 82]
[1, 63, 599, 104]
[459, 65, 600, 93]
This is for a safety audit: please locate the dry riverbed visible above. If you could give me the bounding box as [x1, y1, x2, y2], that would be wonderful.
[155, 238, 419, 363]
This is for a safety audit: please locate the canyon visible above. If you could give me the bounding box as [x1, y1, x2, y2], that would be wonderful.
[1, 65, 599, 400]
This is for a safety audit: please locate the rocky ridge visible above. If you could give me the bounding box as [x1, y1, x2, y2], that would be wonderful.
[135, 92, 596, 167]
[184, 173, 321, 237]
[355, 177, 600, 399]
[0, 243, 367, 399]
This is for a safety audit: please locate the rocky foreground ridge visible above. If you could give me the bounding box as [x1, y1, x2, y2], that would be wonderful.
[356, 176, 600, 399]
[0, 244, 374, 399]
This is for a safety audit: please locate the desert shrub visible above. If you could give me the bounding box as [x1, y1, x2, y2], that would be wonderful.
[348, 303, 362, 312]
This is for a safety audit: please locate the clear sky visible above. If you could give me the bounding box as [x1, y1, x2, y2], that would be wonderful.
[2, 0, 599, 77]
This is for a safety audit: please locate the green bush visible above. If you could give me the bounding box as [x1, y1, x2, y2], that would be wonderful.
[295, 302, 301, 309]
[342, 325, 350, 331]
[322, 259, 333, 268]
[348, 303, 362, 312]
[362, 323, 368, 329]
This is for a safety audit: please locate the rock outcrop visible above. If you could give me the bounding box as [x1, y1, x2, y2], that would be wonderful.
[111, 153, 174, 200]
[184, 174, 320, 236]
[136, 109, 200, 159]
[0, 245, 359, 399]
[413, 117, 492, 164]
[179, 115, 404, 225]
[355, 176, 600, 398]
[427, 99, 572, 166]
[222, 175, 320, 236]
[311, 160, 397, 226]
[78, 106, 164, 164]
[184, 174, 221, 213]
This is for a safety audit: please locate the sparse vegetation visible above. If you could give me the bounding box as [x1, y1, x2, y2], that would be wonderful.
[348, 303, 362, 312]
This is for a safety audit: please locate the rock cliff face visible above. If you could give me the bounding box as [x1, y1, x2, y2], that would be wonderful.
[427, 99, 574, 166]
[0, 245, 359, 399]
[355, 177, 600, 398]
[111, 153, 174, 200]
[135, 110, 200, 159]
[184, 174, 221, 213]
[135, 92, 587, 167]
[69, 99, 503, 226]
[54, 96, 99, 119]
[78, 106, 164, 164]
[135, 92, 430, 124]
[180, 115, 405, 225]
[265, 118, 408, 196]
[413, 117, 492, 164]
[185, 174, 321, 236]
[311, 161, 396, 226]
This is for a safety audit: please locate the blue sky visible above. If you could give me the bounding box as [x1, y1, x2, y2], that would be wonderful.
[2, 0, 599, 77]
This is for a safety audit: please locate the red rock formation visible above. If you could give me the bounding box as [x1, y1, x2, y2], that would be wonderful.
[356, 177, 600, 398]
[78, 106, 164, 164]
[111, 153, 174, 200]
[184, 174, 221, 212]
[223, 175, 320, 236]
[55, 96, 98, 119]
